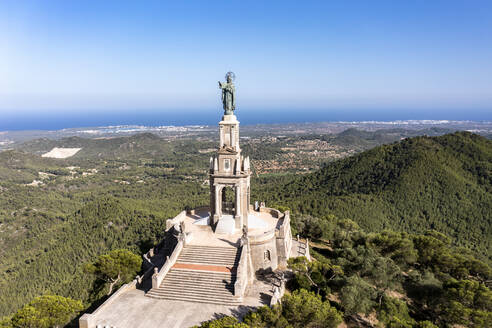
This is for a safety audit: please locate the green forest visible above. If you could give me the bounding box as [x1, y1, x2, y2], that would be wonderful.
[195, 215, 491, 327]
[0, 130, 490, 327]
[0, 135, 213, 317]
[254, 132, 492, 263]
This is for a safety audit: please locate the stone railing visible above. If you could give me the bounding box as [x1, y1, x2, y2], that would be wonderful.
[249, 228, 276, 244]
[294, 235, 311, 261]
[249, 209, 290, 245]
[304, 238, 311, 261]
[234, 245, 248, 299]
[276, 211, 292, 265]
[258, 206, 282, 218]
[270, 279, 286, 307]
[276, 211, 290, 238]
[234, 238, 254, 299]
[152, 236, 184, 289]
[165, 210, 187, 231]
[79, 280, 137, 328]
[187, 206, 209, 215]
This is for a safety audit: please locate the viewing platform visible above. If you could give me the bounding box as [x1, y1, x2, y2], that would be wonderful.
[79, 205, 301, 328]
[166, 206, 284, 247]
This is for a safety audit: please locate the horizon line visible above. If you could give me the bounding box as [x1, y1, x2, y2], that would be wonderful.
[1, 119, 492, 133]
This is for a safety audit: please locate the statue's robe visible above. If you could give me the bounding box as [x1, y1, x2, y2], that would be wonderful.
[220, 83, 235, 114]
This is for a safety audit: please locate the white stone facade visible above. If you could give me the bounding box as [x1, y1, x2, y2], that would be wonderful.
[209, 114, 251, 231]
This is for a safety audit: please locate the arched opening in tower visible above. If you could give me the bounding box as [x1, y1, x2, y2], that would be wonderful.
[221, 186, 235, 215]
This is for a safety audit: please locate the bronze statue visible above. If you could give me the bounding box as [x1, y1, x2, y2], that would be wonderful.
[218, 72, 236, 115]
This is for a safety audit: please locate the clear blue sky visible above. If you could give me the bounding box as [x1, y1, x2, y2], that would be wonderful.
[0, 0, 491, 128]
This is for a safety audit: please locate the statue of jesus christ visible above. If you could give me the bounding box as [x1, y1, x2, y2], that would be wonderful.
[218, 72, 236, 115]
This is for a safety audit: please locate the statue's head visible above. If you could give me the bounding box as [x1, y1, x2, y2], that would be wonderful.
[225, 71, 236, 83]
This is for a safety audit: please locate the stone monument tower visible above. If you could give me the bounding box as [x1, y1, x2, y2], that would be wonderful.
[210, 72, 251, 233]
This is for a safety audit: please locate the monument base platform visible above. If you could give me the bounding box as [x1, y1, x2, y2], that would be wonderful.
[214, 215, 236, 234]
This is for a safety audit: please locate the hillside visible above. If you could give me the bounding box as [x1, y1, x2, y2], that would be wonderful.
[0, 130, 490, 322]
[0, 136, 214, 317]
[254, 132, 492, 262]
[330, 127, 455, 149]
[16, 133, 183, 160]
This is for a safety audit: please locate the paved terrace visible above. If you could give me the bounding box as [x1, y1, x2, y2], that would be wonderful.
[86, 208, 285, 328]
[183, 207, 281, 247]
[89, 280, 273, 328]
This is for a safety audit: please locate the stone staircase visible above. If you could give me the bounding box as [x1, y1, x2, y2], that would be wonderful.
[146, 245, 242, 305]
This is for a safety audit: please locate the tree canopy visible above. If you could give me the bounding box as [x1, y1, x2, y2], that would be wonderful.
[84, 249, 142, 295]
[2, 295, 83, 328]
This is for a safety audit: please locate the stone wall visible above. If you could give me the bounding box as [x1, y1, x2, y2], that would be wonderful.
[249, 229, 278, 271]
[276, 211, 292, 267]
[249, 209, 293, 272]
[233, 244, 250, 299]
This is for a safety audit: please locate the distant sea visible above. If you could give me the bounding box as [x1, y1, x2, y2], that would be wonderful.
[1, 108, 491, 131]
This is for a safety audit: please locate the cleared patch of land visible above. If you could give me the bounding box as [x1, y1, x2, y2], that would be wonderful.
[42, 147, 81, 158]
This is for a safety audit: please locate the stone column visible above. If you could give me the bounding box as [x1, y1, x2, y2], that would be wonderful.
[235, 184, 242, 228]
[235, 125, 240, 150]
[210, 183, 215, 215]
[213, 186, 221, 225]
[247, 183, 250, 211]
[219, 125, 224, 147]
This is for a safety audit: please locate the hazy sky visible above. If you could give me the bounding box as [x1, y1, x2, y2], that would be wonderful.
[0, 0, 491, 124]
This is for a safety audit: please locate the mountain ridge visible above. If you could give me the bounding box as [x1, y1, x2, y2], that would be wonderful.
[254, 132, 492, 262]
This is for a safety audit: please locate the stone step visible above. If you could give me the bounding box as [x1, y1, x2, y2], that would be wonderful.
[181, 246, 238, 252]
[179, 256, 237, 261]
[157, 286, 235, 296]
[162, 273, 234, 282]
[161, 279, 234, 289]
[168, 269, 235, 275]
[164, 273, 235, 282]
[146, 292, 241, 305]
[163, 278, 234, 285]
[149, 287, 235, 299]
[183, 245, 238, 250]
[181, 248, 237, 252]
[176, 260, 236, 266]
[178, 253, 237, 259]
[179, 252, 237, 259]
[151, 283, 236, 295]
[166, 269, 235, 276]
[181, 247, 237, 251]
[162, 272, 235, 281]
[146, 245, 241, 305]
[180, 247, 238, 253]
[177, 249, 239, 265]
[148, 292, 236, 303]
[164, 269, 235, 281]
[159, 279, 235, 288]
